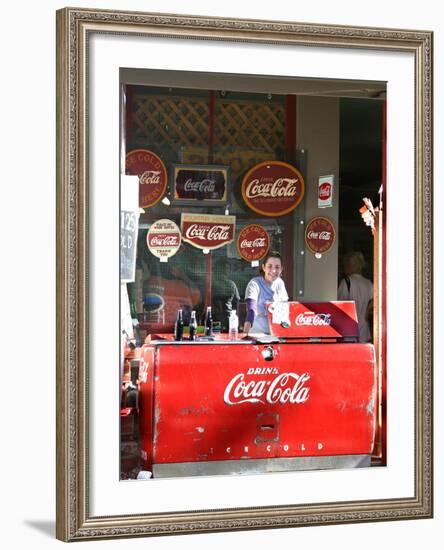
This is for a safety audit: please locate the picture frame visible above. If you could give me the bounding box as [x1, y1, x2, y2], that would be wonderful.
[171, 164, 230, 206]
[56, 7, 433, 542]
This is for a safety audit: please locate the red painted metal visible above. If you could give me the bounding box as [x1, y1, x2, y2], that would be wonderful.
[137, 322, 376, 470]
[267, 301, 358, 339]
[137, 345, 156, 470]
[381, 99, 387, 464]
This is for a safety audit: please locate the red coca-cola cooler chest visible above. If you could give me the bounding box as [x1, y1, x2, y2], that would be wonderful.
[136, 301, 376, 477]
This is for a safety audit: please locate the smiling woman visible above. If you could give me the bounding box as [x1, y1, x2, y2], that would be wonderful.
[243, 251, 288, 335]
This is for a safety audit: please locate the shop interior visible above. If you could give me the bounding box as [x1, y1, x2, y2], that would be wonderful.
[120, 69, 386, 479]
[122, 70, 384, 334]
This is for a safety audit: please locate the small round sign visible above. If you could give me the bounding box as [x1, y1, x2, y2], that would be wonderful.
[237, 224, 270, 262]
[126, 149, 168, 209]
[147, 219, 181, 260]
[305, 217, 336, 255]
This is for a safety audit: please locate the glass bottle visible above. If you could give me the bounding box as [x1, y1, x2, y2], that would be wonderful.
[174, 309, 184, 341]
[189, 310, 198, 341]
[229, 310, 238, 341]
[204, 306, 213, 336]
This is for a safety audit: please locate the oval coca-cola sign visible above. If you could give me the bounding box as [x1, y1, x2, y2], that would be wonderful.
[181, 213, 235, 251]
[147, 219, 181, 260]
[305, 217, 336, 255]
[241, 161, 305, 217]
[237, 224, 270, 262]
[125, 149, 168, 209]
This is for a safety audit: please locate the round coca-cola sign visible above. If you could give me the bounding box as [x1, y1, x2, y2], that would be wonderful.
[147, 219, 181, 260]
[237, 224, 270, 262]
[304, 217, 336, 255]
[241, 161, 305, 217]
[125, 149, 168, 209]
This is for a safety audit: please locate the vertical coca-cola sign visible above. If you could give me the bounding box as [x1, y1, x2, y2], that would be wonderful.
[318, 175, 334, 208]
[181, 213, 235, 251]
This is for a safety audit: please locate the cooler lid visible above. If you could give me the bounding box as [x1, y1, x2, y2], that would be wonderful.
[266, 301, 359, 339]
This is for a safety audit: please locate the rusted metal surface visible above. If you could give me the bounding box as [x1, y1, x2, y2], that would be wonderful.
[138, 339, 376, 470]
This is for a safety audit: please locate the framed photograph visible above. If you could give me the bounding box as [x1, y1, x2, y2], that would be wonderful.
[56, 7, 433, 542]
[171, 164, 230, 206]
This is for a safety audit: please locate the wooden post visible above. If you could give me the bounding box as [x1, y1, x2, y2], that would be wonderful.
[372, 209, 383, 461]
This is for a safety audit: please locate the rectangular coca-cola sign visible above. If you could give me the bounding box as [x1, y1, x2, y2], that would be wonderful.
[267, 301, 359, 339]
[172, 164, 229, 205]
[181, 213, 236, 251]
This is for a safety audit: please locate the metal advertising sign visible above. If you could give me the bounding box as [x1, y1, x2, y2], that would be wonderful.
[267, 301, 359, 340]
[237, 224, 270, 262]
[137, 340, 376, 468]
[318, 175, 334, 208]
[172, 164, 229, 205]
[147, 219, 181, 261]
[181, 213, 235, 251]
[125, 149, 168, 209]
[304, 217, 336, 255]
[241, 160, 305, 217]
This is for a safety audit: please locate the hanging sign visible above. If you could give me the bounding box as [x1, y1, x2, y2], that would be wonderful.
[172, 164, 229, 205]
[237, 224, 270, 263]
[241, 160, 304, 217]
[318, 175, 334, 208]
[305, 217, 336, 255]
[120, 175, 140, 283]
[181, 213, 235, 251]
[147, 219, 181, 261]
[120, 211, 138, 282]
[125, 149, 168, 209]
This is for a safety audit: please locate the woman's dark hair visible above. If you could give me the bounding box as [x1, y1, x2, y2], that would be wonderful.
[259, 251, 282, 276]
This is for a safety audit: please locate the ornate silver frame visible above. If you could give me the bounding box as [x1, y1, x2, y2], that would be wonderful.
[56, 7, 433, 541]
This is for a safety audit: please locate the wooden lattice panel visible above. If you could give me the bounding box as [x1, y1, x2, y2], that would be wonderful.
[130, 94, 285, 163]
[132, 95, 209, 148]
[215, 100, 285, 151]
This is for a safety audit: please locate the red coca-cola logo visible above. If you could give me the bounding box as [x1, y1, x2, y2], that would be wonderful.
[319, 182, 331, 200]
[125, 149, 168, 209]
[237, 224, 270, 262]
[148, 233, 180, 248]
[304, 217, 336, 254]
[181, 213, 235, 250]
[241, 161, 304, 217]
